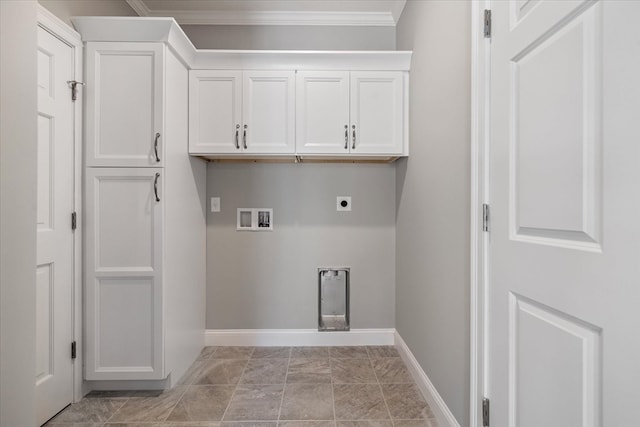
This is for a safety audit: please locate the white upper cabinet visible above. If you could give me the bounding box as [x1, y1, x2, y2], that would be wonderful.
[297, 71, 405, 156]
[189, 70, 295, 155]
[296, 72, 350, 154]
[86, 42, 164, 167]
[350, 72, 404, 155]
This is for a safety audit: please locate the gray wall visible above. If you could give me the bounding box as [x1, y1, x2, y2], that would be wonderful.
[39, 0, 136, 25]
[0, 1, 38, 425]
[207, 163, 396, 329]
[183, 24, 395, 50]
[396, 1, 471, 426]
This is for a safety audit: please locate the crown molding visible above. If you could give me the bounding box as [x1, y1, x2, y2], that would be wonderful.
[126, 0, 405, 26]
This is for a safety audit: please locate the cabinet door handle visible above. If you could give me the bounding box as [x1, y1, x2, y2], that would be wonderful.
[352, 125, 356, 150]
[235, 124, 240, 149]
[344, 125, 349, 150]
[154, 173, 160, 202]
[243, 124, 248, 149]
[154, 132, 161, 162]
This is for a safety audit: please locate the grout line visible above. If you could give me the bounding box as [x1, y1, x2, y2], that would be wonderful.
[219, 349, 253, 422]
[276, 348, 292, 422]
[330, 353, 338, 425]
[371, 356, 395, 427]
[101, 396, 132, 424]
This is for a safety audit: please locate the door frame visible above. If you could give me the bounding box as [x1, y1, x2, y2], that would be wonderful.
[470, 0, 491, 426]
[37, 5, 85, 403]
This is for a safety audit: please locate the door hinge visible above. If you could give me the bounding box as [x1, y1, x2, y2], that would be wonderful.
[67, 80, 85, 102]
[71, 211, 77, 231]
[482, 397, 490, 427]
[484, 9, 492, 38]
[71, 341, 77, 360]
[482, 203, 490, 232]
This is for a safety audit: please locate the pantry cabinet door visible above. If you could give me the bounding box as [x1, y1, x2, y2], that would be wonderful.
[350, 71, 404, 155]
[85, 168, 164, 380]
[243, 71, 295, 154]
[189, 70, 243, 154]
[296, 71, 350, 154]
[86, 42, 164, 167]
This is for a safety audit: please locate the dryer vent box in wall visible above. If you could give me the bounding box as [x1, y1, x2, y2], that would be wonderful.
[318, 268, 350, 331]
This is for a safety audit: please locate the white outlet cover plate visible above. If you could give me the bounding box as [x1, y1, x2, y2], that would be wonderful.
[211, 197, 220, 212]
[337, 196, 352, 211]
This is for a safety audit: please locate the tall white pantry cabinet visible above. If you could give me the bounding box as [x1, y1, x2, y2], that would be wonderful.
[82, 37, 206, 384]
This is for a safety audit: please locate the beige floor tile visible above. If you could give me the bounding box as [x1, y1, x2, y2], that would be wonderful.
[251, 347, 292, 359]
[366, 347, 399, 359]
[240, 359, 289, 384]
[46, 398, 126, 423]
[221, 423, 276, 427]
[380, 384, 434, 420]
[107, 386, 186, 422]
[287, 359, 331, 383]
[279, 422, 335, 427]
[330, 359, 377, 384]
[371, 359, 413, 384]
[45, 423, 103, 427]
[393, 420, 439, 427]
[195, 359, 248, 385]
[335, 422, 393, 427]
[166, 385, 234, 422]
[332, 384, 389, 420]
[290, 347, 330, 359]
[279, 383, 334, 421]
[223, 384, 284, 421]
[199, 346, 219, 359]
[213, 347, 254, 359]
[328, 347, 369, 359]
[179, 359, 209, 385]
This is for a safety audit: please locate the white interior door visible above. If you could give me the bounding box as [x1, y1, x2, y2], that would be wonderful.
[243, 71, 295, 154]
[488, 1, 640, 426]
[296, 71, 350, 154]
[85, 168, 164, 380]
[189, 70, 243, 154]
[36, 25, 75, 425]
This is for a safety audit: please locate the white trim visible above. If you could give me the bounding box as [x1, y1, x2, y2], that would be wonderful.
[37, 4, 85, 404]
[470, 1, 491, 426]
[205, 329, 395, 347]
[395, 332, 461, 427]
[126, 0, 404, 27]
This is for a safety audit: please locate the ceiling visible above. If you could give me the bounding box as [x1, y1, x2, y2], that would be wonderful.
[125, 0, 407, 26]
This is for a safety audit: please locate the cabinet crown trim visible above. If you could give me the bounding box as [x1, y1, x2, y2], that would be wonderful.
[71, 17, 412, 71]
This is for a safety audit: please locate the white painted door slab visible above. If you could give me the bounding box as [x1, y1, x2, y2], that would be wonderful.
[36, 25, 75, 425]
[488, 1, 640, 426]
[86, 42, 164, 167]
[85, 168, 164, 380]
[350, 72, 403, 155]
[189, 70, 243, 154]
[296, 71, 350, 154]
[243, 71, 295, 154]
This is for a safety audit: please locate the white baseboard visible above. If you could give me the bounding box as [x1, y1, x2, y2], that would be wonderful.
[395, 331, 461, 427]
[205, 328, 395, 347]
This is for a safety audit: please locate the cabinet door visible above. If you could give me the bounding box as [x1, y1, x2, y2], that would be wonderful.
[350, 72, 404, 155]
[189, 70, 243, 154]
[243, 71, 295, 154]
[296, 71, 350, 154]
[85, 168, 164, 380]
[86, 43, 164, 167]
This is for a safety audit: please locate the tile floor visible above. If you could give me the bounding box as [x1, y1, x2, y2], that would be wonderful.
[45, 346, 438, 427]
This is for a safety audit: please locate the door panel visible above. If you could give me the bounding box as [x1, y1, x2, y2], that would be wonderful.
[488, 1, 640, 426]
[243, 71, 295, 154]
[85, 168, 164, 380]
[86, 42, 164, 167]
[350, 72, 403, 155]
[189, 70, 242, 154]
[296, 71, 350, 154]
[36, 26, 75, 425]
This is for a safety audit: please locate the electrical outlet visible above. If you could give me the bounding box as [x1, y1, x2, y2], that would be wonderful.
[337, 196, 351, 212]
[210, 197, 220, 212]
